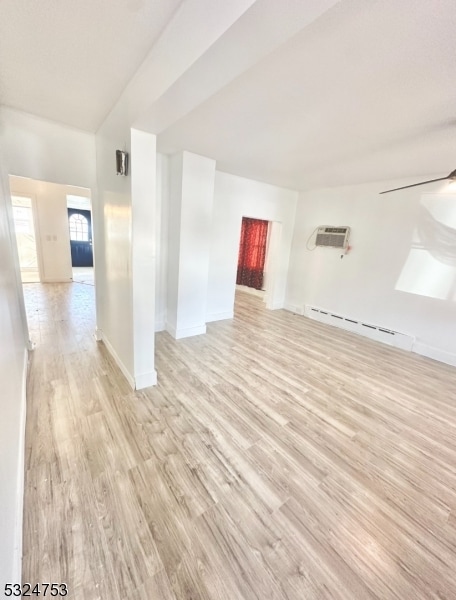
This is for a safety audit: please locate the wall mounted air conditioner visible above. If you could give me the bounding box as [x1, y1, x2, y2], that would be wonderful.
[315, 226, 350, 249]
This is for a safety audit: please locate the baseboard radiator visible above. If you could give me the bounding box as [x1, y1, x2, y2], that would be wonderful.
[304, 305, 414, 351]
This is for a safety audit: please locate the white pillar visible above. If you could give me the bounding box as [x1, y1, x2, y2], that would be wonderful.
[167, 151, 216, 339]
[131, 128, 157, 387]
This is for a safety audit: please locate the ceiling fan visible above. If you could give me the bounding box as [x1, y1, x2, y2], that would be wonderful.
[380, 168, 456, 194]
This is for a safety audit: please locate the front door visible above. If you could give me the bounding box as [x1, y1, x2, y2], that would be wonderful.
[68, 208, 93, 267]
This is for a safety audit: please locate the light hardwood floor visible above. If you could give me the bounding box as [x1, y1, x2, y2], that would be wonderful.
[22, 282, 456, 599]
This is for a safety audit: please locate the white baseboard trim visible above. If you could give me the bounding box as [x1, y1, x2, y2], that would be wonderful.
[13, 348, 28, 581]
[155, 320, 166, 332]
[42, 277, 73, 283]
[268, 301, 284, 311]
[284, 302, 305, 315]
[206, 311, 233, 323]
[166, 323, 207, 339]
[165, 322, 175, 337]
[135, 370, 158, 389]
[236, 285, 265, 298]
[97, 330, 135, 389]
[412, 342, 456, 367]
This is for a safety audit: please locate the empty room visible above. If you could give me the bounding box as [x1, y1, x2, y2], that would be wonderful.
[1, 1, 456, 599]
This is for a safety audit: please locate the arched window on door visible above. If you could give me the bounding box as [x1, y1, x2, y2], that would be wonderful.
[69, 213, 89, 241]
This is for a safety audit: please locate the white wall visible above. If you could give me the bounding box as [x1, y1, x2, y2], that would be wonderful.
[155, 153, 169, 331]
[167, 151, 216, 338]
[9, 177, 91, 283]
[131, 129, 157, 388]
[286, 179, 456, 365]
[166, 153, 183, 337]
[0, 160, 28, 584]
[94, 114, 135, 384]
[156, 166, 297, 330]
[206, 171, 297, 321]
[95, 113, 158, 388]
[0, 107, 96, 188]
[1, 108, 97, 283]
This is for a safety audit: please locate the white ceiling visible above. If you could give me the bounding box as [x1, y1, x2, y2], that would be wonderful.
[1, 0, 455, 190]
[155, 0, 456, 190]
[0, 0, 183, 131]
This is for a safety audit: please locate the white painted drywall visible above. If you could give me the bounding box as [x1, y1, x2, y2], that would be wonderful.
[206, 171, 297, 321]
[166, 153, 184, 336]
[167, 151, 215, 338]
[0, 107, 96, 188]
[286, 179, 456, 366]
[155, 153, 169, 331]
[1, 108, 97, 282]
[95, 118, 158, 388]
[0, 160, 28, 585]
[94, 115, 135, 384]
[9, 176, 87, 282]
[131, 129, 157, 388]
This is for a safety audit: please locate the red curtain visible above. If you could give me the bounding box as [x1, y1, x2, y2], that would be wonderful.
[236, 217, 269, 290]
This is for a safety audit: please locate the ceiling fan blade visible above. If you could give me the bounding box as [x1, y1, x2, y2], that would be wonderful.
[380, 176, 449, 194]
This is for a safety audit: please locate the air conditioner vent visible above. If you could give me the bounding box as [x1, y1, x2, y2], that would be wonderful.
[315, 226, 350, 248]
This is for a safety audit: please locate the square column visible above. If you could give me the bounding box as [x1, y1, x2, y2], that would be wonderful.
[167, 151, 215, 339]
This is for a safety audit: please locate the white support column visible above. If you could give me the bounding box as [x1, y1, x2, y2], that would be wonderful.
[131, 128, 157, 388]
[167, 151, 216, 339]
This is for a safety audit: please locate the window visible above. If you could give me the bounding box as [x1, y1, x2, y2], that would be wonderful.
[69, 213, 89, 241]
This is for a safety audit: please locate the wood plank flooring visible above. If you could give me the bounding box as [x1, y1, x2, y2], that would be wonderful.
[22, 282, 456, 599]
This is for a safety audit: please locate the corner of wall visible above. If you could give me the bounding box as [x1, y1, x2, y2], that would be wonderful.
[206, 311, 234, 322]
[97, 329, 135, 390]
[135, 370, 158, 390]
[12, 347, 28, 582]
[412, 341, 456, 367]
[155, 319, 166, 332]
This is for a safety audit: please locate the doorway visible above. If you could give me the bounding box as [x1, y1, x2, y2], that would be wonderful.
[68, 208, 93, 267]
[236, 217, 269, 292]
[9, 175, 97, 352]
[67, 194, 94, 285]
